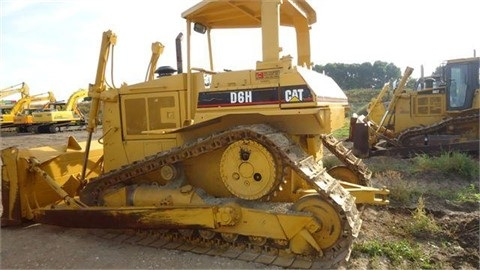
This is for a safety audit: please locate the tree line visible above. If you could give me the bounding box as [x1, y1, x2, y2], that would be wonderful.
[313, 61, 403, 90]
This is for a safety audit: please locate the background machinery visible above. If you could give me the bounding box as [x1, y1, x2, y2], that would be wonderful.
[26, 88, 88, 133]
[1, 0, 389, 269]
[0, 82, 30, 101]
[0, 82, 30, 115]
[349, 57, 479, 158]
[1, 91, 56, 130]
[0, 82, 30, 99]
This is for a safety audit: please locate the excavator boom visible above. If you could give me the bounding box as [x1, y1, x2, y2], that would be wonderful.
[0, 82, 29, 100]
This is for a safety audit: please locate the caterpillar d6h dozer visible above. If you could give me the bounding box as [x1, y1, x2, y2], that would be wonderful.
[1, 0, 389, 269]
[349, 57, 479, 158]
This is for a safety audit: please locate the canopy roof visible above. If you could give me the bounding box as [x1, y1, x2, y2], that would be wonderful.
[181, 0, 316, 28]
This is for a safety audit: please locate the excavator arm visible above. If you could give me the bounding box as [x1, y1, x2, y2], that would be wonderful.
[65, 89, 87, 113]
[65, 89, 87, 111]
[0, 82, 30, 100]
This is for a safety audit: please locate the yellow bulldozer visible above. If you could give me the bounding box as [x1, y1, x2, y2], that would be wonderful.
[1, 0, 389, 269]
[349, 57, 479, 158]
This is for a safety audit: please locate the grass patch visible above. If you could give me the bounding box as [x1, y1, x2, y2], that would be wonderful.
[436, 183, 480, 203]
[354, 239, 437, 269]
[374, 170, 422, 204]
[332, 124, 350, 140]
[407, 196, 441, 235]
[412, 152, 479, 181]
[366, 157, 412, 174]
[454, 184, 480, 203]
[322, 155, 343, 170]
[369, 153, 479, 205]
[331, 118, 350, 139]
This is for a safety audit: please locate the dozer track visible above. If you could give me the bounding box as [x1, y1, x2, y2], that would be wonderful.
[72, 124, 362, 269]
[320, 134, 372, 186]
[363, 112, 480, 158]
[375, 113, 479, 157]
[397, 112, 479, 145]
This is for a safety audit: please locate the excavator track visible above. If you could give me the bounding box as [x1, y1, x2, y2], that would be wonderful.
[78, 124, 362, 269]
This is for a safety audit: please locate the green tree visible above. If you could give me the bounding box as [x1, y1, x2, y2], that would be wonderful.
[314, 61, 401, 90]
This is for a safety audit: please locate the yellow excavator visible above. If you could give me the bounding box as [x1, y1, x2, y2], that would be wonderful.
[0, 82, 30, 115]
[24, 88, 88, 133]
[1, 0, 389, 269]
[349, 57, 479, 158]
[1, 91, 56, 129]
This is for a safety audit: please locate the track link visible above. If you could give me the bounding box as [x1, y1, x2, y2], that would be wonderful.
[80, 124, 362, 269]
[321, 134, 372, 186]
[88, 227, 332, 269]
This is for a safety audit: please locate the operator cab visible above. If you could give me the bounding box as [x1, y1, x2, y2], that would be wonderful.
[43, 101, 66, 111]
[446, 57, 479, 110]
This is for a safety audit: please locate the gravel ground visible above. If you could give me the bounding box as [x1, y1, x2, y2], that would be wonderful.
[1, 224, 279, 269]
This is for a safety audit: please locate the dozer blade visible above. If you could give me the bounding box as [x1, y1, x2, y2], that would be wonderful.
[1, 136, 103, 226]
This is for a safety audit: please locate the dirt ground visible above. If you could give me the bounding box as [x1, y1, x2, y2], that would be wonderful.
[0, 128, 478, 270]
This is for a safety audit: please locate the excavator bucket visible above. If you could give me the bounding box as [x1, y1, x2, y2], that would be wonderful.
[1, 136, 103, 226]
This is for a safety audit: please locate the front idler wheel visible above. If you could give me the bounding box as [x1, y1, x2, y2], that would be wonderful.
[291, 194, 343, 254]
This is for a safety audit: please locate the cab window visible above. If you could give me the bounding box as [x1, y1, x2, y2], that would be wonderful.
[448, 65, 468, 108]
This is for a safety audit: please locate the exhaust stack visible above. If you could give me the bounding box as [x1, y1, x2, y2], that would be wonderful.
[176, 33, 183, 74]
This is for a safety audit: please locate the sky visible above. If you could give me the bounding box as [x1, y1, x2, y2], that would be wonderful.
[1, 0, 478, 101]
